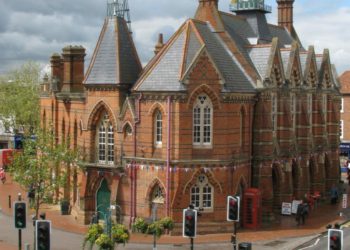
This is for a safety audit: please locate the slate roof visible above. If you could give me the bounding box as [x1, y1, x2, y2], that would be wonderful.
[84, 17, 141, 85]
[133, 19, 255, 93]
[247, 46, 272, 79]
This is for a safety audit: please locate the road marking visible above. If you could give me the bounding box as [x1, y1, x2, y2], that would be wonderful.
[297, 238, 320, 250]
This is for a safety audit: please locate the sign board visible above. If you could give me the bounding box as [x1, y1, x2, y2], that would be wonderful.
[342, 194, 347, 209]
[291, 200, 302, 214]
[281, 202, 292, 215]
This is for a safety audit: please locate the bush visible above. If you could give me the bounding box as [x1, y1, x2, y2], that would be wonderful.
[83, 224, 103, 250]
[111, 224, 129, 245]
[160, 217, 174, 230]
[95, 234, 113, 250]
[146, 221, 164, 238]
[132, 217, 148, 233]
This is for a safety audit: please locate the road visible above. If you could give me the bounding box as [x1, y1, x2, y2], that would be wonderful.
[295, 222, 350, 250]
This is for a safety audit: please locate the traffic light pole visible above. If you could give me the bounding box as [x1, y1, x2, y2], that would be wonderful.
[18, 193, 22, 250]
[231, 222, 237, 250]
[190, 237, 194, 250]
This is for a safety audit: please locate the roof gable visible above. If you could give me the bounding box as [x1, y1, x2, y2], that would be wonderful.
[303, 46, 318, 87]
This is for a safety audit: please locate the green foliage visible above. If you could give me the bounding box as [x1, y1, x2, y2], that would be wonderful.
[159, 217, 174, 230]
[95, 234, 113, 249]
[83, 223, 129, 250]
[0, 61, 41, 133]
[132, 217, 148, 233]
[83, 224, 104, 250]
[8, 129, 81, 218]
[132, 216, 174, 238]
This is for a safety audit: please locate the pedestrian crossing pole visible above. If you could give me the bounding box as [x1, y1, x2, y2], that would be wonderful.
[18, 193, 22, 250]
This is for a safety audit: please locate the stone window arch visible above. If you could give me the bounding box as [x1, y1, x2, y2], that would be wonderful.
[97, 112, 114, 165]
[193, 94, 213, 147]
[190, 174, 213, 210]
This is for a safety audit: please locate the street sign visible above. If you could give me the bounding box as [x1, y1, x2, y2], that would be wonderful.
[342, 194, 347, 209]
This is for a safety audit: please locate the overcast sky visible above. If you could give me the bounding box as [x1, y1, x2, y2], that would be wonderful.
[1, 0, 350, 76]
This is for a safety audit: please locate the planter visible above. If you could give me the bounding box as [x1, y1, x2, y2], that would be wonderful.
[60, 200, 70, 215]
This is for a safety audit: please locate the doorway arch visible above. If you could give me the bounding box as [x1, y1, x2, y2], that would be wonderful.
[96, 179, 111, 221]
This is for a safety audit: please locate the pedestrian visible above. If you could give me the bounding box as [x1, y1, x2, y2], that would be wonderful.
[27, 184, 35, 208]
[330, 184, 339, 205]
[296, 200, 307, 226]
[0, 167, 6, 184]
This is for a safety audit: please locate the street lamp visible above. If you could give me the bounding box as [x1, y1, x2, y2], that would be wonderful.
[152, 197, 164, 250]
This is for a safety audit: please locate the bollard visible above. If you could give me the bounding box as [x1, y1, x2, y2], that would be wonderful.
[9, 195, 11, 209]
[24, 243, 30, 250]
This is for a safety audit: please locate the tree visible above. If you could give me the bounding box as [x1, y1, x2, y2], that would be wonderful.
[8, 129, 81, 218]
[0, 61, 41, 133]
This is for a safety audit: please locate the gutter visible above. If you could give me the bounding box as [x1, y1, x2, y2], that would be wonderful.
[166, 96, 172, 217]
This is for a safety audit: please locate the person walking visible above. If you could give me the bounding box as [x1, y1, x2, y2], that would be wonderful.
[296, 200, 308, 226]
[330, 184, 339, 205]
[0, 167, 6, 184]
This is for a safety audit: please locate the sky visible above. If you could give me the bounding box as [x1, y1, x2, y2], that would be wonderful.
[0, 0, 350, 76]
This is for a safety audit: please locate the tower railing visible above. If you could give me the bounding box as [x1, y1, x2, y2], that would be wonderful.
[230, 0, 272, 13]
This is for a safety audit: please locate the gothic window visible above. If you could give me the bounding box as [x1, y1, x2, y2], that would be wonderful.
[124, 123, 132, 138]
[290, 94, 296, 131]
[308, 94, 313, 127]
[98, 112, 114, 165]
[151, 185, 164, 203]
[240, 108, 245, 148]
[190, 174, 213, 209]
[271, 94, 277, 133]
[323, 95, 328, 122]
[154, 110, 162, 146]
[193, 94, 213, 146]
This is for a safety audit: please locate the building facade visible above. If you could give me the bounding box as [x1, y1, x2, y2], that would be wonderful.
[40, 0, 341, 233]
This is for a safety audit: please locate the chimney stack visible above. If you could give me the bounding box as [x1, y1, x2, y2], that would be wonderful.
[154, 33, 164, 55]
[61, 45, 86, 93]
[277, 0, 295, 33]
[50, 53, 63, 92]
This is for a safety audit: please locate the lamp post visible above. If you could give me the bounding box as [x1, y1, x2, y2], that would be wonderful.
[152, 203, 158, 250]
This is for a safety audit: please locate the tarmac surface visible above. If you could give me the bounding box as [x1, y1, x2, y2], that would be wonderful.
[1, 174, 350, 249]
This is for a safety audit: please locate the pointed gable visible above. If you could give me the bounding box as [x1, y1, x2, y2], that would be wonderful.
[318, 49, 334, 88]
[265, 38, 285, 86]
[84, 17, 142, 85]
[303, 46, 318, 87]
[284, 42, 302, 86]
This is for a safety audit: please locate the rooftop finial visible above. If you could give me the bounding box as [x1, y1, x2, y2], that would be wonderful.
[107, 0, 132, 31]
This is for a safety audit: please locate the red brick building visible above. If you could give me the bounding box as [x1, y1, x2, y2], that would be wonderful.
[40, 0, 341, 232]
[339, 71, 350, 162]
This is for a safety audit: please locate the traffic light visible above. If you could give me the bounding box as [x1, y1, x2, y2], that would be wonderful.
[183, 208, 197, 238]
[14, 201, 26, 229]
[36, 220, 51, 250]
[227, 196, 240, 222]
[328, 229, 343, 250]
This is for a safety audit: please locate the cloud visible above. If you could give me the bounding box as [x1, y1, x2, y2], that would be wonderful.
[0, 0, 349, 76]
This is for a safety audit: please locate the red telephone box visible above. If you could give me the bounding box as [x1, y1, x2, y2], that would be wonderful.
[243, 188, 262, 229]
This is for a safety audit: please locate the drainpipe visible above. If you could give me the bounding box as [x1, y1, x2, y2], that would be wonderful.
[131, 93, 142, 224]
[166, 96, 172, 217]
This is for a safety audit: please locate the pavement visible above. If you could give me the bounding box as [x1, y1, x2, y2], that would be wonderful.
[1, 174, 350, 250]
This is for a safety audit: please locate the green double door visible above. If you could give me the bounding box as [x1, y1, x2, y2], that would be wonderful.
[97, 179, 111, 221]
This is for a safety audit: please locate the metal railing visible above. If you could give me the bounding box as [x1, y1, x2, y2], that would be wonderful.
[230, 0, 272, 13]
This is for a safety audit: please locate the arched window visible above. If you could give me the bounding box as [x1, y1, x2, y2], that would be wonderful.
[271, 94, 277, 133]
[240, 108, 245, 148]
[190, 174, 213, 209]
[124, 123, 132, 138]
[98, 112, 114, 165]
[193, 94, 213, 146]
[290, 94, 296, 131]
[154, 110, 162, 146]
[151, 185, 164, 204]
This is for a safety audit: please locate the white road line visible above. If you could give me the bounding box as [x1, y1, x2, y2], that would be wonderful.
[297, 238, 320, 250]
